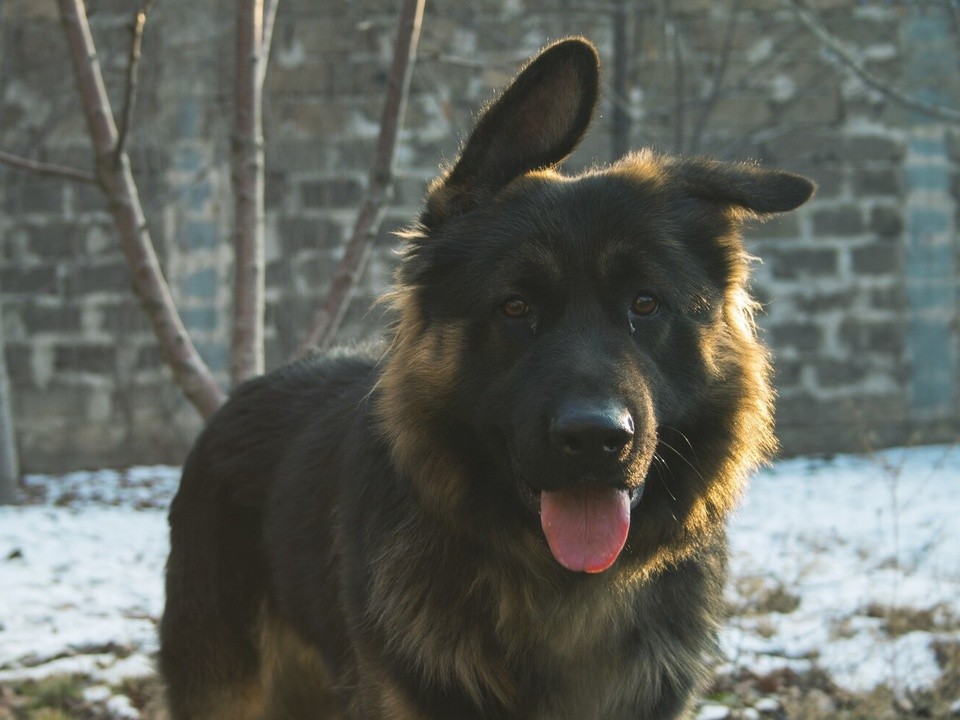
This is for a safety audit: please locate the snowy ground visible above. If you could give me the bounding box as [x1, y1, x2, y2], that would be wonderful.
[1, 446, 958, 697]
[0, 467, 178, 685]
[724, 444, 960, 694]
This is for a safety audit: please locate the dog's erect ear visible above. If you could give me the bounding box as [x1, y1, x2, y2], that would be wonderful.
[676, 158, 816, 215]
[423, 37, 600, 226]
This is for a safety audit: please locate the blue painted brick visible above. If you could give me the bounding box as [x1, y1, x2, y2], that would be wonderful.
[908, 318, 956, 415]
[908, 15, 943, 37]
[180, 306, 219, 332]
[907, 207, 950, 237]
[907, 281, 957, 312]
[195, 341, 228, 372]
[183, 220, 218, 250]
[182, 268, 219, 299]
[904, 9, 956, 122]
[177, 97, 202, 138]
[905, 165, 950, 191]
[905, 243, 954, 282]
[185, 183, 212, 212]
[908, 136, 946, 157]
[173, 146, 204, 172]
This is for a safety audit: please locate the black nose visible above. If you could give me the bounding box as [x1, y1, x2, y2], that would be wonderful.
[549, 404, 634, 464]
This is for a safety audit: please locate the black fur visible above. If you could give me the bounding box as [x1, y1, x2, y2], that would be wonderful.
[160, 37, 815, 719]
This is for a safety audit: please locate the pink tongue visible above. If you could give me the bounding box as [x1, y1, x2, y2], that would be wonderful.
[540, 486, 631, 573]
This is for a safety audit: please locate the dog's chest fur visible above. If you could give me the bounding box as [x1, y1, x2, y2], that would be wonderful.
[364, 511, 726, 718]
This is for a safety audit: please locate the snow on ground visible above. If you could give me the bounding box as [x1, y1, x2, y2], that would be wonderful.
[0, 467, 178, 683]
[724, 443, 960, 692]
[0, 447, 958, 692]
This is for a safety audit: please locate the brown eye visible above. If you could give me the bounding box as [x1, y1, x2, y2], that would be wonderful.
[632, 293, 659, 316]
[502, 296, 530, 319]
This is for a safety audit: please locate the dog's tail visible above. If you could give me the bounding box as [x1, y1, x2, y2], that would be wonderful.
[159, 411, 269, 720]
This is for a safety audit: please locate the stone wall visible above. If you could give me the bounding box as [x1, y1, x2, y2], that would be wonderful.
[1, 0, 958, 471]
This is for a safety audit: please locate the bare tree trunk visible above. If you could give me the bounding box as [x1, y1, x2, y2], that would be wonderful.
[295, 0, 426, 356]
[662, 0, 687, 154]
[611, 0, 633, 161]
[230, 0, 269, 385]
[57, 0, 226, 418]
[0, 282, 21, 505]
[115, 1, 156, 166]
[687, 0, 741, 154]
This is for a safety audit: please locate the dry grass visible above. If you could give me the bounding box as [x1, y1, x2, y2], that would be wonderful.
[709, 663, 960, 719]
[864, 602, 959, 639]
[729, 575, 802, 616]
[0, 676, 165, 720]
[3, 618, 959, 719]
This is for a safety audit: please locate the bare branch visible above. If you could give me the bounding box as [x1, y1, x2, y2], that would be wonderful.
[949, 0, 960, 39]
[662, 0, 687, 153]
[259, 0, 280, 88]
[688, 0, 742, 153]
[433, 52, 530, 69]
[114, 0, 156, 166]
[610, 0, 634, 160]
[0, 149, 97, 184]
[57, 0, 226, 418]
[786, 0, 960, 125]
[296, 0, 426, 357]
[0, 275, 21, 505]
[719, 68, 838, 158]
[230, 0, 267, 385]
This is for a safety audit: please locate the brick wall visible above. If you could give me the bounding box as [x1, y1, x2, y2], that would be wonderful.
[1, 0, 958, 471]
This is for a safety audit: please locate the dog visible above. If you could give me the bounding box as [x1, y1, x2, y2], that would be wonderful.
[159, 36, 815, 719]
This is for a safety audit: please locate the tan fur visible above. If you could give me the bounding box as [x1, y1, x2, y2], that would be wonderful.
[361, 493, 518, 709]
[258, 608, 345, 719]
[189, 681, 267, 720]
[362, 666, 431, 720]
[375, 290, 471, 522]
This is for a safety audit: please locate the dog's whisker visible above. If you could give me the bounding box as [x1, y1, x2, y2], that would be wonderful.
[657, 437, 709, 487]
[651, 452, 680, 504]
[661, 424, 704, 467]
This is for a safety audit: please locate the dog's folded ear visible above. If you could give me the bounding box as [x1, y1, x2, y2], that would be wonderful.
[423, 37, 600, 227]
[675, 158, 817, 215]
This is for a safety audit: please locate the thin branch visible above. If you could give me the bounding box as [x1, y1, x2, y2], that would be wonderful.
[57, 0, 226, 418]
[949, 0, 960, 40]
[0, 149, 97, 184]
[688, 0, 742, 153]
[115, 0, 155, 166]
[786, 0, 960, 125]
[433, 52, 529, 69]
[259, 0, 279, 88]
[610, 0, 634, 160]
[295, 0, 426, 357]
[0, 275, 21, 505]
[719, 69, 837, 158]
[230, 0, 267, 385]
[662, 0, 687, 153]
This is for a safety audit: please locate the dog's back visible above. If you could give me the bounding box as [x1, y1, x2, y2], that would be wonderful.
[160, 351, 378, 719]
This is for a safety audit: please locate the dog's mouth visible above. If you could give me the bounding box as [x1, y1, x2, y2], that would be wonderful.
[518, 481, 644, 512]
[518, 480, 644, 574]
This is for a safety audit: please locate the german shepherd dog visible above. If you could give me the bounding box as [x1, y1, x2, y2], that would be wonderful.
[160, 37, 814, 719]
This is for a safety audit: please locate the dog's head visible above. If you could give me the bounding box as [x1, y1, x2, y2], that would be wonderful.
[378, 38, 814, 574]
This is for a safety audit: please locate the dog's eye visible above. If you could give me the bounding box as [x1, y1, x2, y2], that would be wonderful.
[631, 293, 659, 316]
[501, 296, 531, 319]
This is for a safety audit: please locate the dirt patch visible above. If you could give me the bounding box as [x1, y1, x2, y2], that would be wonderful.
[5, 667, 960, 720]
[0, 675, 166, 720]
[864, 603, 959, 639]
[730, 575, 803, 616]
